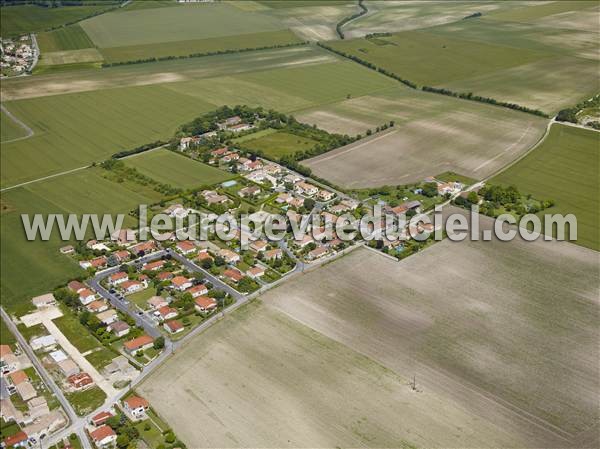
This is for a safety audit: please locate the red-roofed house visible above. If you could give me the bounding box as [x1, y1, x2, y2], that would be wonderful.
[68, 280, 86, 293]
[264, 249, 282, 261]
[91, 411, 113, 427]
[123, 335, 154, 354]
[194, 296, 217, 313]
[164, 320, 184, 334]
[123, 396, 149, 420]
[78, 288, 96, 305]
[185, 284, 208, 298]
[156, 271, 174, 282]
[176, 240, 196, 255]
[108, 272, 128, 286]
[89, 425, 116, 447]
[121, 280, 143, 294]
[142, 260, 165, 272]
[223, 268, 243, 283]
[156, 306, 177, 321]
[68, 372, 94, 390]
[171, 276, 192, 291]
[3, 431, 28, 448]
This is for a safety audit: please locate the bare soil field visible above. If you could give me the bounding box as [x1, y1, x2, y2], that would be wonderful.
[301, 87, 546, 187]
[263, 211, 599, 446]
[139, 299, 571, 448]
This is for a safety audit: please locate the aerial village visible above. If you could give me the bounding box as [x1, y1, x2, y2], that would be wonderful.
[0, 34, 36, 77]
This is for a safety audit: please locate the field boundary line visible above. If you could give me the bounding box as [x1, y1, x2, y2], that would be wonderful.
[307, 128, 398, 164]
[1, 103, 34, 144]
[1, 165, 89, 192]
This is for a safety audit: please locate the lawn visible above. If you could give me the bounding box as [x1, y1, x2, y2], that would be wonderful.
[124, 149, 234, 189]
[0, 319, 16, 346]
[85, 347, 118, 371]
[53, 307, 102, 354]
[0, 4, 114, 37]
[239, 130, 319, 159]
[492, 123, 599, 251]
[128, 287, 158, 311]
[80, 2, 285, 48]
[37, 24, 95, 52]
[100, 29, 304, 64]
[134, 418, 165, 448]
[66, 386, 106, 416]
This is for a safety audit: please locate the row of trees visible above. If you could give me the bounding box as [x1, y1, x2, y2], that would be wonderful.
[317, 42, 417, 89]
[421, 86, 548, 117]
[336, 0, 368, 39]
[101, 159, 183, 197]
[556, 94, 600, 125]
[101, 41, 309, 68]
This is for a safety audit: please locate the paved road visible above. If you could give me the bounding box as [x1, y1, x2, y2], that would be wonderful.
[89, 251, 168, 339]
[0, 307, 93, 449]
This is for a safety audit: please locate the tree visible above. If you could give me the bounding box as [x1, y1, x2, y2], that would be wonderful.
[153, 336, 165, 350]
[116, 434, 130, 448]
[467, 191, 479, 204]
[421, 182, 438, 198]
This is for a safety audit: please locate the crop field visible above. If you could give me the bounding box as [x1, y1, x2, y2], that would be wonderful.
[342, 0, 517, 38]
[140, 298, 565, 449]
[328, 0, 599, 114]
[260, 1, 356, 41]
[0, 85, 215, 188]
[80, 3, 285, 48]
[123, 149, 234, 189]
[0, 46, 339, 101]
[263, 230, 600, 445]
[302, 86, 547, 187]
[100, 29, 304, 64]
[0, 109, 28, 143]
[492, 124, 599, 251]
[328, 29, 550, 87]
[37, 24, 95, 53]
[0, 167, 163, 314]
[38, 48, 104, 67]
[0, 4, 113, 37]
[1, 48, 396, 187]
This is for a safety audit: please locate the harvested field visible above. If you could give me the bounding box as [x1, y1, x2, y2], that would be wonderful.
[301, 87, 547, 187]
[140, 298, 575, 448]
[123, 149, 234, 189]
[262, 217, 600, 444]
[492, 123, 599, 251]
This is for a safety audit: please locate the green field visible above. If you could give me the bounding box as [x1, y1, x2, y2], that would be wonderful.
[38, 48, 104, 67]
[37, 24, 95, 52]
[100, 29, 303, 63]
[240, 130, 319, 159]
[1, 85, 215, 188]
[124, 149, 234, 189]
[1, 109, 29, 143]
[1, 47, 396, 188]
[0, 4, 113, 37]
[81, 3, 285, 48]
[0, 168, 164, 314]
[492, 124, 599, 251]
[328, 30, 550, 87]
[327, 2, 599, 114]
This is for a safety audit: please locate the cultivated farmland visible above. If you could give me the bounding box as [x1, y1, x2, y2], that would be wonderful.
[0, 167, 164, 314]
[37, 24, 95, 53]
[302, 86, 547, 187]
[492, 123, 599, 251]
[123, 149, 234, 189]
[0, 3, 114, 37]
[140, 298, 570, 448]
[327, 0, 600, 114]
[80, 2, 285, 48]
[263, 223, 600, 445]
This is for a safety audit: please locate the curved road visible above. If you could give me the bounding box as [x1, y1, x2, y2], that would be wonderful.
[1, 103, 34, 144]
